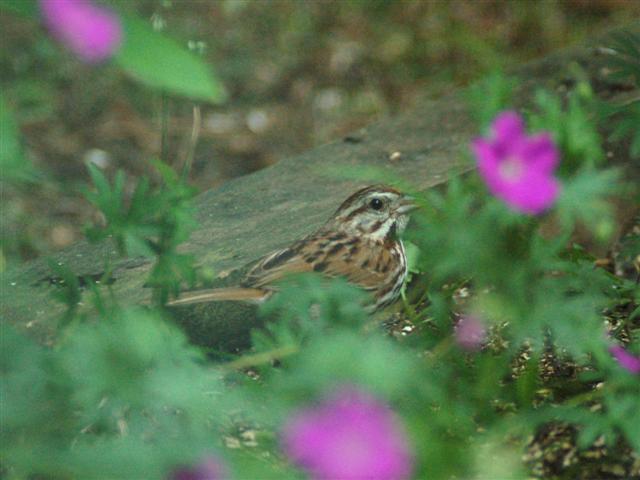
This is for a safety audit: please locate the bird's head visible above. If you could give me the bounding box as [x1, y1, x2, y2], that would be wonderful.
[330, 185, 416, 241]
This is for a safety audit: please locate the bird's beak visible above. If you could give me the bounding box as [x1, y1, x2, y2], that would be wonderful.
[396, 196, 418, 214]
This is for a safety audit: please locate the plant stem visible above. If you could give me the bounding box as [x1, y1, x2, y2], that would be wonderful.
[181, 105, 201, 182]
[221, 345, 300, 371]
[160, 91, 170, 166]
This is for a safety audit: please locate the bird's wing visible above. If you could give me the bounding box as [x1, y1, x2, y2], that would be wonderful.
[243, 242, 315, 288]
[166, 243, 316, 307]
[167, 240, 395, 307]
[245, 237, 390, 293]
[314, 242, 390, 292]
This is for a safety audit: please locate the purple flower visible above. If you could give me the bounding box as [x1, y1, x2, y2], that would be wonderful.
[472, 111, 560, 215]
[282, 386, 413, 480]
[169, 457, 227, 480]
[39, 0, 122, 63]
[609, 345, 640, 374]
[455, 315, 486, 351]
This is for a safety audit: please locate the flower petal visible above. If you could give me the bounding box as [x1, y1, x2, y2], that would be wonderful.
[282, 387, 413, 480]
[473, 139, 503, 188]
[610, 345, 640, 374]
[471, 111, 561, 215]
[455, 315, 486, 351]
[499, 173, 560, 215]
[40, 0, 122, 63]
[492, 111, 525, 142]
[520, 133, 559, 173]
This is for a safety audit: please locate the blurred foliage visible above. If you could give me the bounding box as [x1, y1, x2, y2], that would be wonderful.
[4, 62, 638, 480]
[468, 70, 516, 133]
[2, 3, 640, 480]
[529, 82, 605, 174]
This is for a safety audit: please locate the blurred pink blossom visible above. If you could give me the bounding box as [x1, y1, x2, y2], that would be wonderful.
[282, 386, 413, 480]
[609, 345, 640, 374]
[472, 111, 560, 215]
[455, 315, 487, 351]
[40, 0, 122, 63]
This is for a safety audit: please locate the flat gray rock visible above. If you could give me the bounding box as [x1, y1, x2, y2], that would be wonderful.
[2, 26, 639, 351]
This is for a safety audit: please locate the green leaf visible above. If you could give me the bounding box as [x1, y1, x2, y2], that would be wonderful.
[0, 0, 37, 17]
[115, 15, 226, 103]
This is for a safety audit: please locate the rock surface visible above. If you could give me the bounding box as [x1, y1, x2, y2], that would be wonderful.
[2, 26, 639, 351]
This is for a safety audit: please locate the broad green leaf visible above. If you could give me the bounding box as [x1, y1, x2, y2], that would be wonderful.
[115, 15, 226, 103]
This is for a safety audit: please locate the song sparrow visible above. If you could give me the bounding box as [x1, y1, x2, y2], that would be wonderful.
[167, 185, 416, 310]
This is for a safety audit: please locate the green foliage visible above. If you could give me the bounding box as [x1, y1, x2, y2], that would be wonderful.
[401, 72, 639, 469]
[556, 168, 619, 239]
[260, 274, 369, 330]
[248, 274, 370, 373]
[0, 310, 253, 479]
[529, 83, 604, 173]
[84, 161, 198, 303]
[114, 14, 226, 104]
[3, 25, 640, 480]
[84, 166, 152, 257]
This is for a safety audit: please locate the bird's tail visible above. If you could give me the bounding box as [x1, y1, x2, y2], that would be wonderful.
[166, 287, 269, 307]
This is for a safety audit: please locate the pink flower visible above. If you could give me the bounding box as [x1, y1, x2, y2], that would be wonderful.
[39, 0, 122, 63]
[609, 345, 640, 374]
[455, 315, 486, 351]
[472, 111, 560, 215]
[282, 386, 413, 480]
[169, 456, 227, 480]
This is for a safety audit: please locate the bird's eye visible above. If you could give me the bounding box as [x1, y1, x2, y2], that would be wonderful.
[369, 198, 384, 210]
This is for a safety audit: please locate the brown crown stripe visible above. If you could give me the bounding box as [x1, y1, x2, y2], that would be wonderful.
[334, 184, 401, 214]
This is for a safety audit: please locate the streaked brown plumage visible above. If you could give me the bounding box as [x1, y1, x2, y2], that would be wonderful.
[167, 185, 415, 310]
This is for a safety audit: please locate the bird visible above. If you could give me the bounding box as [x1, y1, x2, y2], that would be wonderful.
[167, 185, 416, 311]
